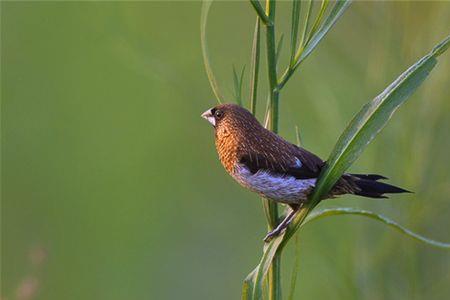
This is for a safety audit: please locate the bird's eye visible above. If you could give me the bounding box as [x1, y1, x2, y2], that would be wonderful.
[214, 109, 223, 119]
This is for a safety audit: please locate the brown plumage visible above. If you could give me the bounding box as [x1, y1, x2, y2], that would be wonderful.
[214, 104, 321, 174]
[202, 103, 410, 240]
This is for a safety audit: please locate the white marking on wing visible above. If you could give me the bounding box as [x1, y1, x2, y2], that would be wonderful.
[294, 157, 302, 168]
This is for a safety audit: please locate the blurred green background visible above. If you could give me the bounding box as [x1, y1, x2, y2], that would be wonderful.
[2, 1, 450, 299]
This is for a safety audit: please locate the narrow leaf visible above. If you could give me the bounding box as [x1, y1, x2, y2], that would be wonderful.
[278, 0, 325, 89]
[276, 33, 285, 67]
[303, 208, 450, 249]
[249, 18, 261, 115]
[201, 0, 223, 103]
[288, 235, 301, 300]
[299, 0, 313, 49]
[242, 267, 258, 300]
[282, 34, 450, 244]
[251, 234, 284, 300]
[312, 34, 450, 205]
[290, 0, 301, 65]
[232, 65, 245, 106]
[307, 0, 330, 44]
[295, 125, 302, 146]
[249, 36, 450, 283]
[239, 65, 246, 103]
[297, 0, 351, 67]
[232, 65, 240, 105]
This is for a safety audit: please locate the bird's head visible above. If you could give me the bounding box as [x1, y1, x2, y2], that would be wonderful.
[201, 103, 260, 136]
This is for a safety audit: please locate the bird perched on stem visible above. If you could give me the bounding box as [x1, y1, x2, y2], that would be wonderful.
[201, 103, 410, 241]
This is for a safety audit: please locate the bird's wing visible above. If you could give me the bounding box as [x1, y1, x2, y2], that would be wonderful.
[238, 144, 324, 179]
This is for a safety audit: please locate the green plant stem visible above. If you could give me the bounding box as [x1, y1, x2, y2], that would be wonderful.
[265, 0, 279, 136]
[278, 62, 298, 89]
[264, 1, 282, 299]
[250, 0, 271, 25]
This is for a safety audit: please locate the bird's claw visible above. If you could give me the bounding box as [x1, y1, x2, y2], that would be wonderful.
[263, 227, 285, 242]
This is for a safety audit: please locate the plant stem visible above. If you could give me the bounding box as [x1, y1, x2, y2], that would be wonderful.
[265, 0, 279, 136]
[278, 65, 296, 89]
[265, 1, 282, 299]
[243, 1, 355, 298]
[250, 0, 272, 25]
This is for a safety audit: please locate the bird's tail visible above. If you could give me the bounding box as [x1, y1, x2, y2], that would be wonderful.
[350, 173, 411, 198]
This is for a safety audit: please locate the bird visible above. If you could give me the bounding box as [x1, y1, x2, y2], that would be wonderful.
[201, 103, 410, 241]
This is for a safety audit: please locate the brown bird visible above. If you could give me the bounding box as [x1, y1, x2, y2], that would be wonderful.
[202, 103, 410, 241]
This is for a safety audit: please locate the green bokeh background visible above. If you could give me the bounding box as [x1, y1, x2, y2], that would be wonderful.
[2, 1, 450, 299]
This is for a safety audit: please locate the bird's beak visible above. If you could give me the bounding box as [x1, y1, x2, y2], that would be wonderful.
[201, 109, 216, 127]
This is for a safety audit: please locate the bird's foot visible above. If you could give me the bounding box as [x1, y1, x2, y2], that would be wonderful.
[263, 204, 302, 242]
[263, 227, 285, 242]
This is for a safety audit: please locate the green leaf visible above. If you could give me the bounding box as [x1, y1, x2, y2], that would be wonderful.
[298, 0, 351, 65]
[303, 208, 450, 249]
[201, 0, 223, 103]
[295, 125, 302, 147]
[279, 0, 350, 89]
[311, 35, 450, 207]
[249, 18, 261, 115]
[281, 34, 450, 246]
[245, 35, 450, 293]
[232, 66, 240, 105]
[287, 235, 301, 300]
[242, 267, 258, 300]
[246, 234, 284, 300]
[306, 0, 330, 43]
[289, 0, 301, 65]
[233, 65, 246, 106]
[299, 0, 313, 49]
[275, 34, 284, 67]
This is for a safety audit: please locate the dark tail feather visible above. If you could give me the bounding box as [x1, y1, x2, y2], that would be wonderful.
[351, 173, 388, 181]
[351, 173, 411, 199]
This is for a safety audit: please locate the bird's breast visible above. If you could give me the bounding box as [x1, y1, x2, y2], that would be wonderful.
[232, 164, 316, 204]
[215, 133, 240, 174]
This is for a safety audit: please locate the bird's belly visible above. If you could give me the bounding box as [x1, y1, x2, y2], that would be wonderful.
[233, 165, 316, 204]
